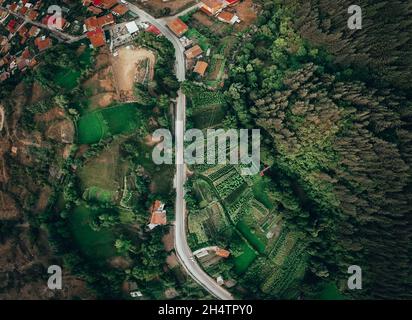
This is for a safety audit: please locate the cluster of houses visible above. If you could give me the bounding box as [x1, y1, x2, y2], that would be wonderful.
[0, 0, 133, 82]
[201, 0, 241, 25]
[82, 0, 130, 48]
[0, 0, 51, 81]
[165, 0, 242, 78]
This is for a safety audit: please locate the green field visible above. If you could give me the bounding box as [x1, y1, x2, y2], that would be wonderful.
[83, 186, 116, 204]
[234, 242, 257, 274]
[77, 103, 143, 144]
[54, 67, 81, 90]
[236, 220, 266, 254]
[69, 205, 116, 261]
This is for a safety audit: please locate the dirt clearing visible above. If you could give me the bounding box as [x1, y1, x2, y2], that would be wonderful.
[235, 0, 259, 30]
[111, 46, 155, 102]
[136, 0, 195, 17]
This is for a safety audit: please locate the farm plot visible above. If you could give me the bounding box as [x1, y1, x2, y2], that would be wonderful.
[186, 28, 211, 51]
[77, 138, 127, 203]
[77, 103, 143, 144]
[234, 241, 257, 274]
[193, 179, 215, 206]
[205, 54, 226, 88]
[260, 240, 307, 298]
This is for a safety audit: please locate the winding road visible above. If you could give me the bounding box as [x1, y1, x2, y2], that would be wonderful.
[124, 2, 233, 300]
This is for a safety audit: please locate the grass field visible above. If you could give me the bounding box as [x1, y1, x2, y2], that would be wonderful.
[236, 220, 266, 254]
[77, 103, 143, 144]
[54, 67, 81, 90]
[234, 241, 257, 274]
[69, 205, 116, 261]
[83, 186, 116, 204]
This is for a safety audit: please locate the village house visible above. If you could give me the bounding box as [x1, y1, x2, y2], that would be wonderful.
[84, 13, 114, 32]
[148, 200, 167, 230]
[215, 247, 230, 258]
[87, 27, 106, 48]
[184, 44, 203, 59]
[166, 17, 188, 38]
[111, 4, 128, 16]
[87, 5, 103, 15]
[93, 0, 118, 10]
[26, 9, 39, 21]
[34, 36, 51, 51]
[200, 0, 225, 16]
[217, 11, 240, 25]
[193, 60, 208, 77]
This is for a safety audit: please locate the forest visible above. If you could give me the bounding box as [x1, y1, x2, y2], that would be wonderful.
[224, 0, 412, 299]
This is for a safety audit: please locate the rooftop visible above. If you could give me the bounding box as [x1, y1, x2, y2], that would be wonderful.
[166, 18, 188, 37]
[185, 45, 203, 59]
[34, 36, 52, 51]
[112, 4, 128, 16]
[87, 28, 106, 47]
[193, 60, 208, 76]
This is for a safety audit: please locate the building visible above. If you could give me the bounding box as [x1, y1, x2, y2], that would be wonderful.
[146, 24, 161, 36]
[148, 200, 167, 230]
[112, 4, 128, 16]
[184, 45, 203, 59]
[28, 25, 40, 37]
[97, 13, 115, 28]
[200, 0, 225, 16]
[26, 10, 39, 21]
[166, 18, 188, 37]
[84, 13, 114, 32]
[215, 247, 230, 258]
[94, 0, 117, 10]
[225, 0, 240, 6]
[217, 11, 240, 25]
[193, 60, 208, 76]
[34, 36, 51, 51]
[125, 21, 139, 34]
[87, 6, 103, 15]
[87, 28, 106, 48]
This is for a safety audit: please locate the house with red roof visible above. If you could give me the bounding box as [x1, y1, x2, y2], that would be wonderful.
[87, 27, 106, 48]
[148, 200, 167, 230]
[34, 36, 51, 51]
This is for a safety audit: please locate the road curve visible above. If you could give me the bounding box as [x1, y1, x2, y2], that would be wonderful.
[125, 2, 233, 300]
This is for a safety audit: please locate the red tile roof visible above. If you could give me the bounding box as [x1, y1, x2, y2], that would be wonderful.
[185, 45, 203, 59]
[194, 61, 208, 76]
[34, 36, 52, 51]
[27, 10, 39, 21]
[166, 18, 188, 37]
[215, 248, 230, 258]
[97, 13, 114, 27]
[87, 27, 106, 47]
[146, 24, 161, 35]
[112, 4, 128, 16]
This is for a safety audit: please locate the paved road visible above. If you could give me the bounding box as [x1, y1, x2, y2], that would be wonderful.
[125, 2, 233, 300]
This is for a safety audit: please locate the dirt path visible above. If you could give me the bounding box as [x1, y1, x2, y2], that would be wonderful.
[0, 105, 4, 132]
[111, 46, 155, 101]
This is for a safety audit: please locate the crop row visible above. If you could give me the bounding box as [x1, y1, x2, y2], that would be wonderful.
[215, 175, 245, 199]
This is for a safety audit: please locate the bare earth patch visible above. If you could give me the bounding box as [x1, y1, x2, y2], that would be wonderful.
[235, 0, 259, 31]
[111, 46, 156, 102]
[136, 0, 195, 17]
